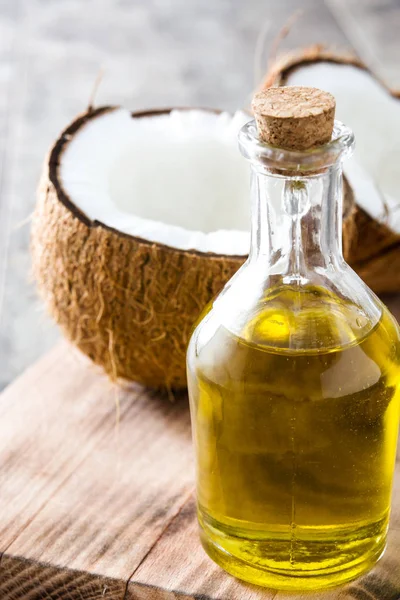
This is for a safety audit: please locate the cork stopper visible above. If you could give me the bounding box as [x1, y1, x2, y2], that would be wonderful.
[252, 86, 336, 151]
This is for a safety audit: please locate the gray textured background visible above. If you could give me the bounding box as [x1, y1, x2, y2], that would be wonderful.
[0, 0, 398, 389]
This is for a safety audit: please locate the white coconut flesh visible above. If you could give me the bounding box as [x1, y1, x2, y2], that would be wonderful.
[60, 108, 252, 255]
[286, 62, 400, 234]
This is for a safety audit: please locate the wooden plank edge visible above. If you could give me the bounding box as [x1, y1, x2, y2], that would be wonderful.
[0, 487, 197, 600]
[0, 554, 126, 600]
[0, 552, 202, 600]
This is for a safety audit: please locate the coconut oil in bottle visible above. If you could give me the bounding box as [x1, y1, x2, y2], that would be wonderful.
[187, 88, 400, 591]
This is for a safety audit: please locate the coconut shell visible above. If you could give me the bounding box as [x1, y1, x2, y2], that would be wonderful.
[32, 106, 356, 390]
[262, 45, 400, 294]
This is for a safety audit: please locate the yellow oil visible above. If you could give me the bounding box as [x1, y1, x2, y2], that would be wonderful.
[187, 286, 400, 590]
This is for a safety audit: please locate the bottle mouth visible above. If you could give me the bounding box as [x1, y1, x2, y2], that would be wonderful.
[238, 119, 355, 173]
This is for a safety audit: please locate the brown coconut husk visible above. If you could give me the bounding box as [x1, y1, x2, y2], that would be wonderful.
[32, 107, 242, 390]
[32, 105, 357, 390]
[262, 45, 400, 294]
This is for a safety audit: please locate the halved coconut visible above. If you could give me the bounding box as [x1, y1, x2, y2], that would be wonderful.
[32, 106, 356, 389]
[263, 45, 400, 293]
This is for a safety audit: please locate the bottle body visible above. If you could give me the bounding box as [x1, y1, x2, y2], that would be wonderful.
[187, 120, 400, 590]
[188, 283, 400, 590]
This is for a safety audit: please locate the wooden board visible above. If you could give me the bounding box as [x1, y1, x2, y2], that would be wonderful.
[0, 338, 399, 600]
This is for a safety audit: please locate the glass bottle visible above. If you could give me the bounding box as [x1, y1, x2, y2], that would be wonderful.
[187, 90, 400, 591]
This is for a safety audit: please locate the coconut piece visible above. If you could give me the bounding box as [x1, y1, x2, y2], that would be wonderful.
[32, 106, 356, 390]
[252, 86, 335, 150]
[262, 46, 364, 90]
[58, 107, 251, 255]
[263, 46, 400, 293]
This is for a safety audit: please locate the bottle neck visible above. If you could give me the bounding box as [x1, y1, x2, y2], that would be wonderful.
[249, 165, 343, 282]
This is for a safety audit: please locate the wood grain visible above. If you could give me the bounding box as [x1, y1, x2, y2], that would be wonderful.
[0, 325, 399, 599]
[0, 342, 194, 599]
